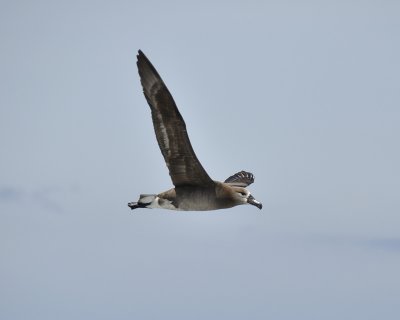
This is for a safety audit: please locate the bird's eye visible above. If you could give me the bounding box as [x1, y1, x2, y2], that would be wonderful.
[239, 192, 246, 196]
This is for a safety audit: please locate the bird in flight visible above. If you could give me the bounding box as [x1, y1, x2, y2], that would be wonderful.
[128, 50, 262, 211]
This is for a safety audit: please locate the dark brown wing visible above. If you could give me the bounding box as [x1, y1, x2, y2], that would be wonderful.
[224, 171, 255, 187]
[136, 50, 214, 187]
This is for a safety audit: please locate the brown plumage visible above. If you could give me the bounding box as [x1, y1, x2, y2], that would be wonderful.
[128, 50, 262, 211]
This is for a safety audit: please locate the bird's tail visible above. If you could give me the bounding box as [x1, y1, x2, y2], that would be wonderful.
[128, 194, 157, 210]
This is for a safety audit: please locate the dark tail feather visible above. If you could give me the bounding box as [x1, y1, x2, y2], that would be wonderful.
[128, 202, 147, 210]
[128, 194, 158, 210]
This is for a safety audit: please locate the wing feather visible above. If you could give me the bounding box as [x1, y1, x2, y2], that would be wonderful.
[224, 171, 255, 187]
[136, 50, 214, 187]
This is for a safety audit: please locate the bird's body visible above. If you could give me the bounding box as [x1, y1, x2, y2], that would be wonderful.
[128, 51, 262, 211]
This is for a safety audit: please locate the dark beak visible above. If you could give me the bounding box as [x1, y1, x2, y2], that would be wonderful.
[247, 195, 262, 210]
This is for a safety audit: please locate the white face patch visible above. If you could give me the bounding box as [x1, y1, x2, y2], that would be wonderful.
[234, 189, 250, 204]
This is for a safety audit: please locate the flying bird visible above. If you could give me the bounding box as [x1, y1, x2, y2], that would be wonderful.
[128, 50, 262, 211]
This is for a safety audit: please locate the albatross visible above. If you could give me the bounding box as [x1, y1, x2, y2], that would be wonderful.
[128, 50, 262, 211]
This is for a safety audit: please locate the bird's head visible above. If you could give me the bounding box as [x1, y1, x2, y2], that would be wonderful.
[232, 187, 262, 210]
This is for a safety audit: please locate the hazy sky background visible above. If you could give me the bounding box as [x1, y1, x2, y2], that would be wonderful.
[1, 1, 400, 319]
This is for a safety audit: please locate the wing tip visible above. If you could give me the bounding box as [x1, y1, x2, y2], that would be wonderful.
[137, 49, 144, 59]
[136, 49, 162, 81]
[224, 170, 255, 186]
[136, 49, 147, 66]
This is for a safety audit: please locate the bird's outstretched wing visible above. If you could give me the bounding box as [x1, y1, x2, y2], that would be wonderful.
[224, 171, 255, 187]
[136, 50, 214, 187]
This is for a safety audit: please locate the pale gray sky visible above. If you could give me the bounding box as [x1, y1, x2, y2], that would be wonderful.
[1, 1, 400, 319]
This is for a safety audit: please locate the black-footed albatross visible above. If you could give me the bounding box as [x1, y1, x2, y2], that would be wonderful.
[128, 50, 262, 211]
